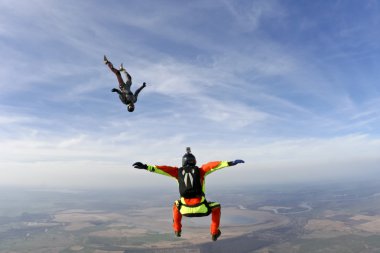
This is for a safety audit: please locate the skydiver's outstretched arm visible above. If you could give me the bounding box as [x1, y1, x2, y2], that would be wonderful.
[111, 88, 123, 96]
[133, 82, 146, 100]
[133, 162, 178, 179]
[201, 160, 245, 176]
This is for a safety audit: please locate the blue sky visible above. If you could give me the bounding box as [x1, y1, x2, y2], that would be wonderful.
[0, 0, 380, 189]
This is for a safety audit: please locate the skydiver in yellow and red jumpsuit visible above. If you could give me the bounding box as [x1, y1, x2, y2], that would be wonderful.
[133, 148, 244, 241]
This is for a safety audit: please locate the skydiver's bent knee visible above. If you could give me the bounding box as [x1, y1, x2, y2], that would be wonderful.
[208, 202, 220, 210]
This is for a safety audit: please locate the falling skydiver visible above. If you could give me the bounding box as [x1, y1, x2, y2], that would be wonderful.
[104, 55, 146, 112]
[133, 147, 244, 241]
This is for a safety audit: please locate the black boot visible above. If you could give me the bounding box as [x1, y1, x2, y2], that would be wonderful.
[211, 229, 221, 241]
[104, 55, 110, 65]
[174, 231, 181, 237]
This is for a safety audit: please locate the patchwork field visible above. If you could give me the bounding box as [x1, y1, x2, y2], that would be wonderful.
[50, 206, 290, 248]
[1, 182, 380, 253]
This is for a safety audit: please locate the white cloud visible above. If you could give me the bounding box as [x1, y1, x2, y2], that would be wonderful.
[57, 134, 87, 148]
[222, 0, 285, 32]
[136, 61, 203, 96]
[195, 96, 269, 128]
[1, 131, 380, 188]
[0, 115, 32, 125]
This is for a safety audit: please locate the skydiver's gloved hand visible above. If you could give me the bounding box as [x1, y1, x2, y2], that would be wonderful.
[228, 159, 245, 166]
[133, 162, 148, 170]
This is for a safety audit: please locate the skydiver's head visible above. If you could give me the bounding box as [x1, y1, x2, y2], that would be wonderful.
[127, 103, 135, 112]
[182, 152, 196, 167]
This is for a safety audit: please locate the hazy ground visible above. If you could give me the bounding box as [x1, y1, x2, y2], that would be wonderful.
[1, 180, 380, 253]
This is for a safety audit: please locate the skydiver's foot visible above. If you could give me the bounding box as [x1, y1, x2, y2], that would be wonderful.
[211, 229, 221, 241]
[174, 231, 181, 237]
[111, 88, 118, 92]
[104, 55, 110, 65]
[119, 63, 126, 72]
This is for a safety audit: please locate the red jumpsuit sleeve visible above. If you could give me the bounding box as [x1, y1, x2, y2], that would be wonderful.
[200, 161, 230, 176]
[146, 164, 178, 179]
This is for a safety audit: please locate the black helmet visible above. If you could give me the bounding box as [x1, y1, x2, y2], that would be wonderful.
[127, 104, 135, 112]
[182, 147, 196, 166]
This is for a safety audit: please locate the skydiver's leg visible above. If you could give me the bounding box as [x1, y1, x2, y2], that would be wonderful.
[173, 201, 182, 235]
[133, 83, 146, 102]
[120, 68, 132, 93]
[209, 202, 221, 236]
[106, 61, 126, 90]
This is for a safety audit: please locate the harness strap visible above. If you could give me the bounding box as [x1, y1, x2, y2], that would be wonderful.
[175, 200, 182, 210]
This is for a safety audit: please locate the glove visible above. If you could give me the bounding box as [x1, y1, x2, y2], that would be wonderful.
[133, 162, 147, 170]
[229, 159, 245, 166]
